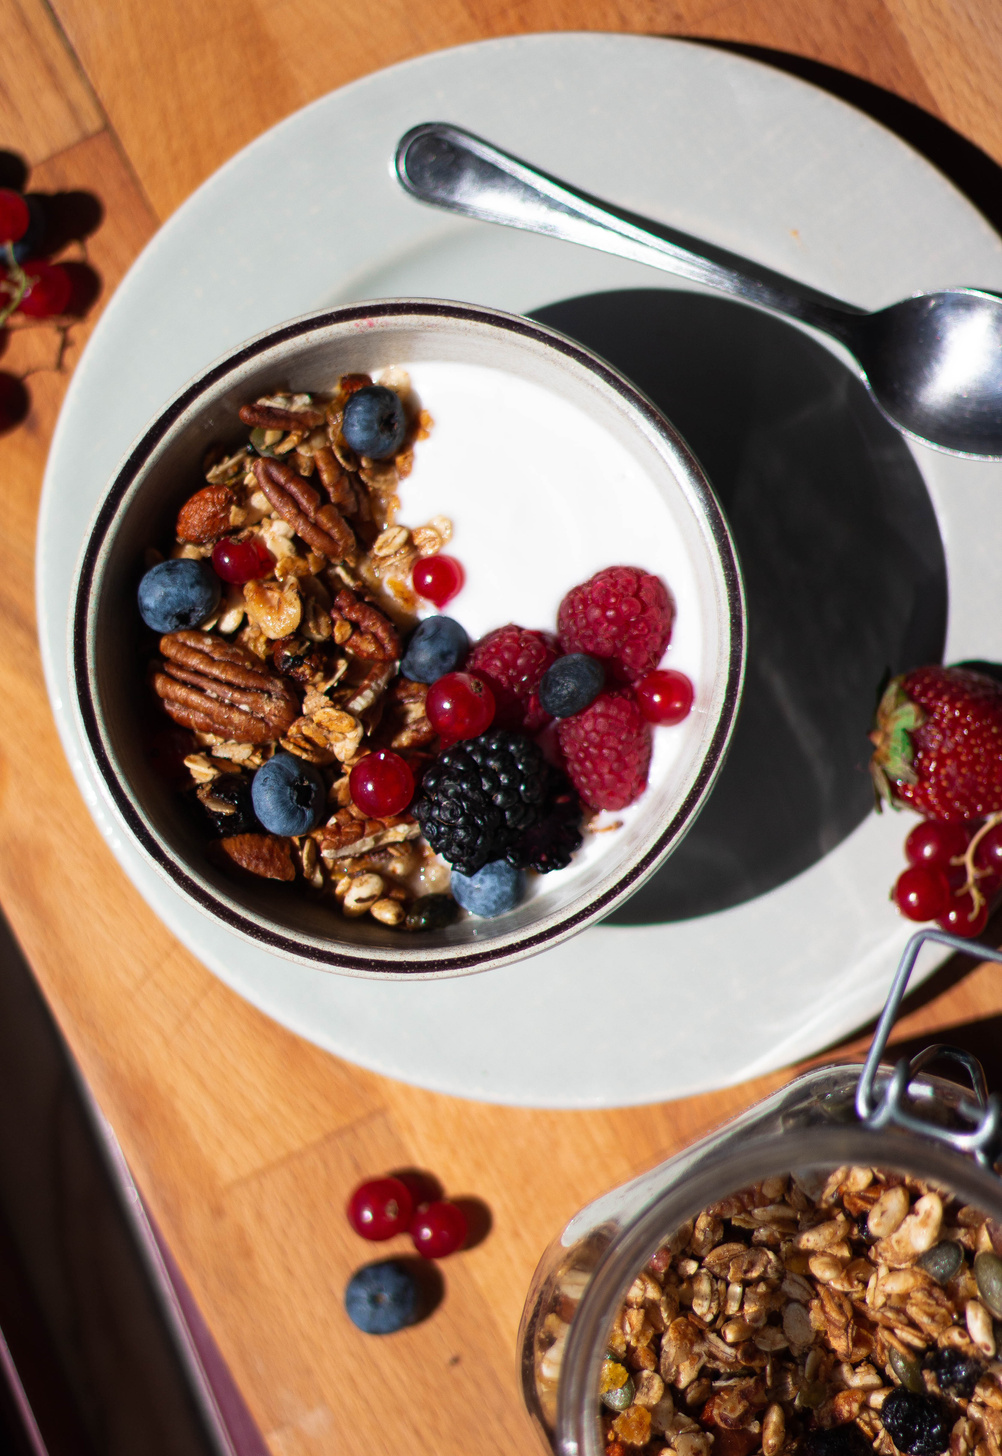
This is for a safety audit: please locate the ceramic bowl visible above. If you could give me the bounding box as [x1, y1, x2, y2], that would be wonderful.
[72, 300, 744, 978]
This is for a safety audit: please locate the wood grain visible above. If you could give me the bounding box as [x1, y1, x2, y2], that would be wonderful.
[0, 0, 102, 165]
[4, 3, 1002, 1454]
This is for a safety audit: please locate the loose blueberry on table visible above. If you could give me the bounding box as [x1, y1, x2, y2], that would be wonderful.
[139, 371, 697, 930]
[344, 1260, 419, 1335]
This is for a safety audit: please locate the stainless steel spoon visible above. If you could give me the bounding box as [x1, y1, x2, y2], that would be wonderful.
[395, 122, 1002, 459]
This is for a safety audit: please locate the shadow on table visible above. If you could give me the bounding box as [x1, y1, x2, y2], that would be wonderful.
[529, 290, 947, 923]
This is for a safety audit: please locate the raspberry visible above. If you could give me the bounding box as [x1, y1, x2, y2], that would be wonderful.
[557, 689, 652, 810]
[557, 566, 673, 682]
[465, 623, 560, 731]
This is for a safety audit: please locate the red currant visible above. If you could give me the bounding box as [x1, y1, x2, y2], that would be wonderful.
[937, 890, 990, 939]
[974, 824, 1002, 876]
[413, 554, 464, 608]
[347, 1177, 414, 1241]
[426, 672, 495, 740]
[211, 535, 273, 584]
[16, 260, 71, 318]
[349, 750, 415, 818]
[635, 668, 695, 726]
[0, 190, 29, 245]
[0, 371, 28, 434]
[892, 865, 951, 922]
[904, 820, 970, 869]
[409, 1199, 468, 1259]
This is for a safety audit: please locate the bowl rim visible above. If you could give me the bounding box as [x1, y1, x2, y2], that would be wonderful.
[71, 298, 745, 977]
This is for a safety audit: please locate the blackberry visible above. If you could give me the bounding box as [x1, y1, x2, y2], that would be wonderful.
[413, 730, 548, 876]
[506, 772, 583, 873]
[881, 1389, 952, 1456]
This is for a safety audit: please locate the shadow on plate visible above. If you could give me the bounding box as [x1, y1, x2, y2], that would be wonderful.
[529, 290, 946, 923]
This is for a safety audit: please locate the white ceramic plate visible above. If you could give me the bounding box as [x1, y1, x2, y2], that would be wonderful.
[38, 34, 1002, 1107]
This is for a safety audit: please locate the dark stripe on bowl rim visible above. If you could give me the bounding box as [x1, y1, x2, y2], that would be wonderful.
[72, 299, 745, 976]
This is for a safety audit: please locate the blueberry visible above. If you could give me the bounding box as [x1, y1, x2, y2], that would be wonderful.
[538, 654, 604, 718]
[344, 1260, 418, 1334]
[201, 774, 257, 836]
[450, 859, 524, 917]
[251, 752, 325, 835]
[881, 1389, 952, 1456]
[342, 385, 407, 459]
[401, 616, 469, 683]
[138, 557, 220, 633]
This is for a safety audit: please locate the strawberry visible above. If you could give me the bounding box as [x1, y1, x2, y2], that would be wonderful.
[869, 665, 1002, 821]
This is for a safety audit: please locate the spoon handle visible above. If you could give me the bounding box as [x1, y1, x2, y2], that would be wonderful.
[395, 123, 864, 338]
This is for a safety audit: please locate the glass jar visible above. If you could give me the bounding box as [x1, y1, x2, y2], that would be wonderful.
[518, 929, 1002, 1456]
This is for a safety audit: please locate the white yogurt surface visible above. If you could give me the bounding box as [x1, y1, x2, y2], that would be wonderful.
[392, 359, 708, 898]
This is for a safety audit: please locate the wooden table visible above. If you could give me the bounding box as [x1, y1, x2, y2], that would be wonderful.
[4, 3, 1002, 1452]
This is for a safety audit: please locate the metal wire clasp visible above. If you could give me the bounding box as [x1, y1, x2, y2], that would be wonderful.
[855, 928, 1002, 1165]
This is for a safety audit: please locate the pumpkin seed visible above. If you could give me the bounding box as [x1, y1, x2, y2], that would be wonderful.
[974, 1251, 1002, 1318]
[917, 1241, 964, 1285]
[889, 1344, 925, 1393]
[602, 1374, 635, 1411]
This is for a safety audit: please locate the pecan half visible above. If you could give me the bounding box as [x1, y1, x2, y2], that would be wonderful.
[152, 630, 299, 743]
[331, 587, 400, 661]
[213, 833, 295, 880]
[253, 457, 355, 563]
[314, 809, 419, 860]
[239, 402, 325, 431]
[177, 483, 237, 543]
[313, 444, 361, 513]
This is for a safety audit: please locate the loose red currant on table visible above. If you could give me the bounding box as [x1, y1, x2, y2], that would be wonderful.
[211, 535, 273, 584]
[409, 1200, 468, 1259]
[412, 554, 464, 608]
[16, 260, 71, 318]
[892, 865, 951, 922]
[904, 820, 970, 869]
[937, 889, 990, 939]
[635, 668, 694, 726]
[426, 671, 495, 740]
[0, 190, 29, 245]
[347, 1177, 414, 1241]
[349, 750, 415, 818]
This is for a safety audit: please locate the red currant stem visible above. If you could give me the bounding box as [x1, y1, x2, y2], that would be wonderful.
[0, 243, 28, 327]
[950, 810, 1002, 918]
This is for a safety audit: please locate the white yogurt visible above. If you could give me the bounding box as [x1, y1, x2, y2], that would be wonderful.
[392, 359, 708, 900]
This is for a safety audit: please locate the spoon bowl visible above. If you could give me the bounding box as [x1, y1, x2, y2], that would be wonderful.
[396, 123, 1002, 459]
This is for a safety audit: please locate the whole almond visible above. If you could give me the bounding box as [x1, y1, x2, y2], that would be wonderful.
[176, 483, 237, 543]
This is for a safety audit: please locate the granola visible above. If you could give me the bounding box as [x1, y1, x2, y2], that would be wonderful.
[582, 1170, 1002, 1456]
[141, 370, 459, 932]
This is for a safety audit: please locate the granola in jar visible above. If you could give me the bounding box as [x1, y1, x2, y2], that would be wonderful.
[582, 1170, 1002, 1456]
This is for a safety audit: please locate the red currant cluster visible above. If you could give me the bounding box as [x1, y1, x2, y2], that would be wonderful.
[0, 178, 97, 435]
[892, 816, 1002, 938]
[347, 1172, 469, 1259]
